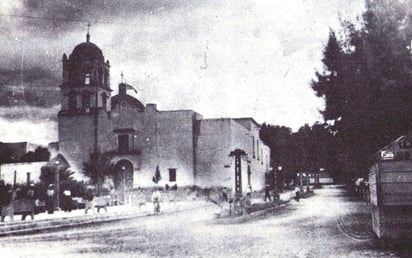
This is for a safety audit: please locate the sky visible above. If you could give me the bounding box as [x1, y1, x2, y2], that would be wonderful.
[0, 0, 365, 145]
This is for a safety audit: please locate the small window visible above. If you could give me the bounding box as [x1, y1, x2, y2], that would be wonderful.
[169, 168, 176, 182]
[85, 73, 91, 85]
[118, 134, 129, 153]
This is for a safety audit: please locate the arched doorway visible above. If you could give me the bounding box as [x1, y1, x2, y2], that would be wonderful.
[114, 159, 133, 203]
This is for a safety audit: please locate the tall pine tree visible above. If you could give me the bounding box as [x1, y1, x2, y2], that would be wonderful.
[312, 0, 412, 179]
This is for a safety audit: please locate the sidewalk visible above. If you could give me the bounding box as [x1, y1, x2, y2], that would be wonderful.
[215, 188, 313, 224]
[0, 200, 207, 237]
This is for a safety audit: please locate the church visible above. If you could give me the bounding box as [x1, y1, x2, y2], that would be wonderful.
[57, 32, 270, 196]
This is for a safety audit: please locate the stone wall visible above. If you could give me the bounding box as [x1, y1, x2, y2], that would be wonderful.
[195, 118, 269, 192]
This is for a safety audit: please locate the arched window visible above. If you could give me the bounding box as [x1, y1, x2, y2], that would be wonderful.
[85, 73, 91, 85]
[82, 91, 91, 109]
[68, 91, 77, 110]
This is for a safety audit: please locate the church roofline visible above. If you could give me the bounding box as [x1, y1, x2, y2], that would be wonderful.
[200, 117, 261, 127]
[233, 117, 261, 127]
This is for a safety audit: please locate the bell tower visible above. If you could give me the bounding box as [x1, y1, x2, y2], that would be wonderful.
[58, 31, 112, 173]
[60, 32, 111, 113]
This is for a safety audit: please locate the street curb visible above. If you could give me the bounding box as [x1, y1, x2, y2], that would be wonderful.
[214, 191, 316, 224]
[0, 211, 147, 237]
[0, 202, 210, 237]
[214, 200, 290, 224]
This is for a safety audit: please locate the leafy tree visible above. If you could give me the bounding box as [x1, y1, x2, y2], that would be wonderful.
[312, 0, 412, 180]
[82, 151, 115, 194]
[39, 165, 85, 199]
[20, 146, 50, 162]
[260, 124, 297, 187]
[260, 123, 334, 187]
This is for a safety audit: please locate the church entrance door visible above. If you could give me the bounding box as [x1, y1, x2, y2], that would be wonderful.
[114, 159, 133, 204]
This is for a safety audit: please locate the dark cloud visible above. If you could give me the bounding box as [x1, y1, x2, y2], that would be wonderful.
[0, 105, 58, 121]
[0, 67, 59, 107]
[15, 0, 186, 33]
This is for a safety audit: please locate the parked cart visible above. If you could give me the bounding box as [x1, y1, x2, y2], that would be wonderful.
[1, 199, 35, 222]
[369, 159, 412, 240]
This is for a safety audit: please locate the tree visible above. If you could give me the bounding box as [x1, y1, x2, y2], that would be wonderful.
[82, 151, 115, 194]
[260, 122, 336, 186]
[260, 124, 297, 187]
[152, 165, 161, 184]
[312, 0, 412, 180]
[20, 146, 50, 162]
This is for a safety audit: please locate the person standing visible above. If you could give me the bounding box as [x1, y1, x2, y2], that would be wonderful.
[0, 180, 6, 208]
[222, 187, 228, 202]
[246, 185, 252, 198]
[295, 185, 300, 202]
[264, 184, 271, 202]
[151, 188, 161, 215]
[46, 184, 55, 214]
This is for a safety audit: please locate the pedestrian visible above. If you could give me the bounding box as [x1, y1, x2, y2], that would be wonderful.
[0, 180, 6, 208]
[84, 186, 95, 214]
[264, 184, 271, 202]
[222, 187, 228, 202]
[246, 185, 252, 198]
[151, 187, 161, 215]
[27, 184, 35, 200]
[295, 186, 300, 202]
[62, 190, 72, 212]
[46, 184, 55, 214]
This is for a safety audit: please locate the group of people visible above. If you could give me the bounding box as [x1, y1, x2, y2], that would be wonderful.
[354, 177, 370, 202]
[263, 184, 281, 202]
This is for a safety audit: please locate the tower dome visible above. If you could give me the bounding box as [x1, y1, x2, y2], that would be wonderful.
[69, 41, 104, 63]
[60, 32, 111, 113]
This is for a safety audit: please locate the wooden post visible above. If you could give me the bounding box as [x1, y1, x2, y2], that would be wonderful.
[13, 170, 17, 188]
[26, 172, 30, 186]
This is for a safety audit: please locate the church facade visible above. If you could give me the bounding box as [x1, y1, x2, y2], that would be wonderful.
[57, 34, 270, 194]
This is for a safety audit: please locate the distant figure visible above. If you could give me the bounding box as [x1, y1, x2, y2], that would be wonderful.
[355, 178, 364, 196]
[0, 180, 6, 208]
[264, 184, 271, 202]
[62, 190, 73, 212]
[246, 185, 252, 198]
[151, 188, 162, 215]
[222, 187, 228, 202]
[27, 184, 35, 200]
[46, 184, 55, 214]
[84, 186, 95, 214]
[363, 180, 370, 203]
[295, 186, 300, 202]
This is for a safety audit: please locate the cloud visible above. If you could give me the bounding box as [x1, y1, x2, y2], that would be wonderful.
[0, 105, 59, 145]
[0, 67, 59, 107]
[0, 0, 364, 144]
[0, 105, 58, 121]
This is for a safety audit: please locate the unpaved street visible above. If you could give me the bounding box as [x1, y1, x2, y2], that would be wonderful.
[0, 186, 405, 257]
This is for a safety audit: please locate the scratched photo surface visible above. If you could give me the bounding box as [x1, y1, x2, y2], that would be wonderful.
[1, 0, 412, 257]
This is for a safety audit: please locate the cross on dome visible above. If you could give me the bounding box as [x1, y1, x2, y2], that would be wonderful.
[86, 22, 91, 42]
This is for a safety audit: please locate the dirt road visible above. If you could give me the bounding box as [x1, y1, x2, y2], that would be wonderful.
[0, 185, 403, 257]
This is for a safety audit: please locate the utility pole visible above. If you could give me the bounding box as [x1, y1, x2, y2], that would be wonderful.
[229, 149, 247, 216]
